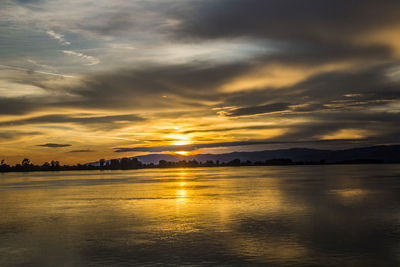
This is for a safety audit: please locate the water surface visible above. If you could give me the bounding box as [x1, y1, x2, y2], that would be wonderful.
[1, 165, 400, 266]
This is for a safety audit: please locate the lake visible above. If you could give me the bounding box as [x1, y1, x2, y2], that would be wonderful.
[1, 165, 400, 266]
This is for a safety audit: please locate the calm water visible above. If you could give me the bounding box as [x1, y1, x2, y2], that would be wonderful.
[1, 165, 400, 266]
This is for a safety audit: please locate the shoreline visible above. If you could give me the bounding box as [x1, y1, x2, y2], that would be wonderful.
[1, 160, 399, 174]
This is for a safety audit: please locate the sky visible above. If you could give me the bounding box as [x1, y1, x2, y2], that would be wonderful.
[1, 0, 400, 164]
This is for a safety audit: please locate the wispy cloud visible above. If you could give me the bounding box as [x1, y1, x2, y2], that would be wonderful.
[46, 30, 71, 45]
[0, 64, 74, 78]
[0, 114, 145, 130]
[27, 59, 53, 70]
[62, 50, 100, 66]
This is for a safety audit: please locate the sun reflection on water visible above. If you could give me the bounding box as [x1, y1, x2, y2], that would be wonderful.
[1, 166, 398, 266]
[176, 189, 187, 200]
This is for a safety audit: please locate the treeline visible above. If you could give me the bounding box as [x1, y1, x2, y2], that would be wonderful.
[0, 157, 387, 173]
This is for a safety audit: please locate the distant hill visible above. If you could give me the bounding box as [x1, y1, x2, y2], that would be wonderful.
[132, 145, 400, 164]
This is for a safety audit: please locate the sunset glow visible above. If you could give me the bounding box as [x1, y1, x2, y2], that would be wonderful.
[175, 151, 190, 156]
[173, 140, 192, 146]
[2, 1, 400, 266]
[0, 0, 399, 165]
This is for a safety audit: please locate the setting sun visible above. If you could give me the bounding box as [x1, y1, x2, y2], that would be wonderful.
[175, 151, 189, 156]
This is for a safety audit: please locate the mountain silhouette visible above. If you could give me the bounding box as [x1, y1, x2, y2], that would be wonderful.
[130, 145, 400, 164]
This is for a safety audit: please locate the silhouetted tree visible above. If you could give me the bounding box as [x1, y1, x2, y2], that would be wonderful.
[42, 162, 50, 171]
[22, 158, 30, 166]
[51, 160, 59, 167]
[120, 157, 129, 169]
[158, 160, 168, 168]
[227, 158, 241, 166]
[265, 158, 293, 165]
[99, 159, 105, 168]
[50, 160, 60, 170]
[110, 159, 119, 169]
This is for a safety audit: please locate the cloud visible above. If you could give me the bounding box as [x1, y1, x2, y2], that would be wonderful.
[37, 143, 71, 148]
[224, 103, 291, 117]
[46, 30, 71, 45]
[0, 114, 146, 130]
[0, 61, 247, 115]
[0, 64, 73, 78]
[170, 0, 400, 42]
[222, 63, 400, 108]
[1, 0, 400, 163]
[0, 131, 41, 141]
[24, 62, 248, 113]
[62, 50, 100, 66]
[167, 0, 400, 67]
[27, 59, 54, 70]
[0, 97, 42, 115]
[1, 60, 399, 147]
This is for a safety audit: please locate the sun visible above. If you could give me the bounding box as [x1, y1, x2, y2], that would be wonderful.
[175, 151, 189, 156]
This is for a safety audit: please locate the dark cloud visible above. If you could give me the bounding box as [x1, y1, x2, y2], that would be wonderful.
[166, 0, 399, 68]
[0, 98, 42, 115]
[0, 62, 249, 117]
[170, 0, 400, 42]
[263, 42, 393, 66]
[65, 63, 245, 109]
[0, 114, 145, 130]
[0, 62, 246, 116]
[0, 131, 41, 141]
[37, 143, 71, 148]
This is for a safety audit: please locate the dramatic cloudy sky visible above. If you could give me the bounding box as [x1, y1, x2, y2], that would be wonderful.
[1, 0, 400, 164]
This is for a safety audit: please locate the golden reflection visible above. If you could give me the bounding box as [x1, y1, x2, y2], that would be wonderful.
[175, 171, 189, 203]
[175, 188, 188, 203]
[228, 237, 309, 264]
[176, 189, 187, 199]
[177, 169, 187, 176]
[0, 168, 313, 264]
[178, 181, 187, 187]
[330, 188, 370, 204]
